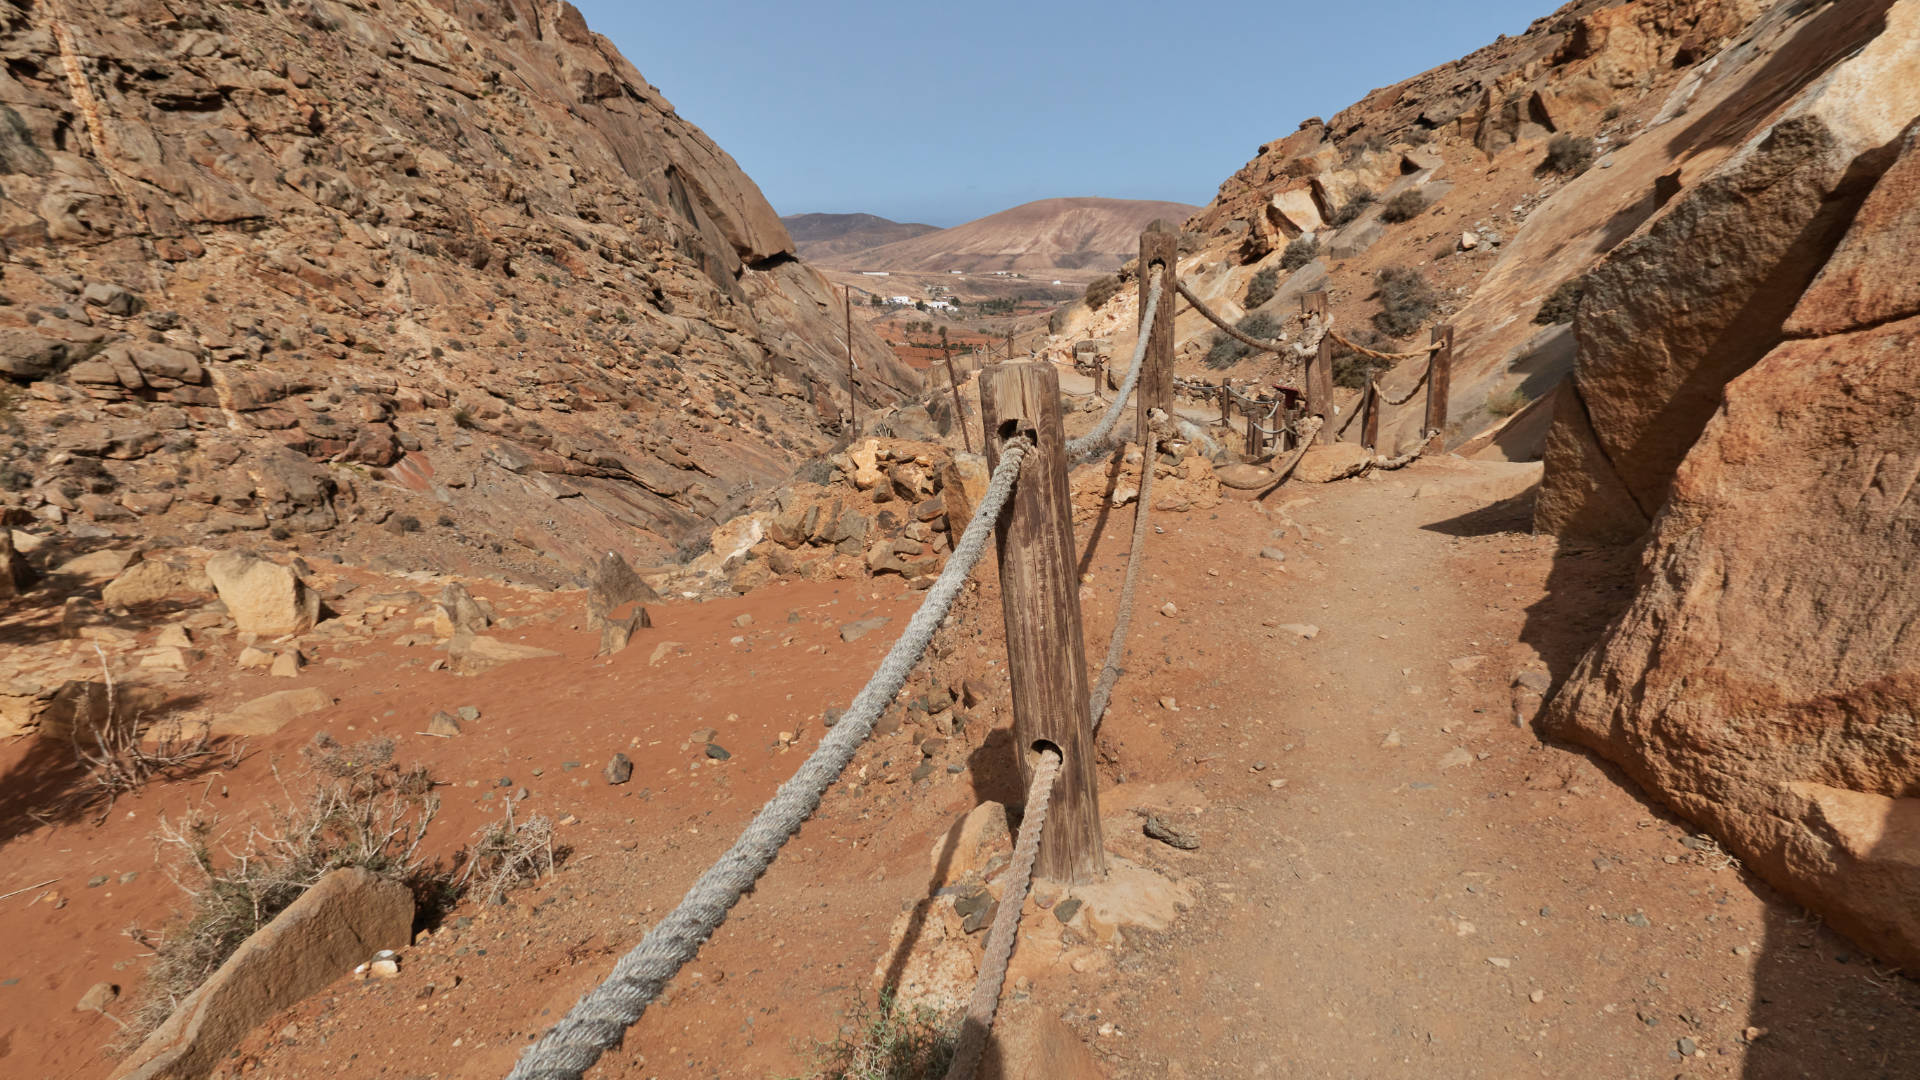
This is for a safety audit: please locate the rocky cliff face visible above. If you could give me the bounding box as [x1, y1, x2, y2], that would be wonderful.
[0, 0, 920, 582]
[1542, 1, 1920, 969]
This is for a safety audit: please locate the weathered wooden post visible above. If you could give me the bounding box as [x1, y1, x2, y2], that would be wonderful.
[845, 287, 857, 434]
[1360, 380, 1379, 450]
[1138, 223, 1177, 442]
[1218, 379, 1230, 425]
[1245, 406, 1259, 458]
[1426, 325, 1454, 450]
[1302, 291, 1333, 443]
[978, 363, 1106, 885]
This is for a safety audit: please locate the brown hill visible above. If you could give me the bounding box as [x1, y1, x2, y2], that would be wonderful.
[781, 212, 940, 262]
[826, 197, 1199, 274]
[0, 0, 923, 583]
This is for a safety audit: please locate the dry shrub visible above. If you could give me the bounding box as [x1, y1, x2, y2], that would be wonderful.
[118, 735, 448, 1046]
[1205, 312, 1278, 370]
[1486, 388, 1530, 417]
[1328, 188, 1375, 227]
[460, 802, 557, 904]
[1243, 266, 1280, 309]
[1544, 133, 1595, 175]
[1280, 234, 1319, 271]
[68, 647, 227, 822]
[1082, 275, 1121, 311]
[1330, 336, 1395, 390]
[1381, 189, 1429, 224]
[797, 990, 957, 1080]
[1371, 267, 1437, 339]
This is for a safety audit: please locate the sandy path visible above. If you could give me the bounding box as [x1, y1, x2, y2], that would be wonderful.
[1063, 458, 1920, 1079]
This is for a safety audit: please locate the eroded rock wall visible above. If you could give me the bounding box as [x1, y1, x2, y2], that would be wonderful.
[1545, 26, 1920, 967]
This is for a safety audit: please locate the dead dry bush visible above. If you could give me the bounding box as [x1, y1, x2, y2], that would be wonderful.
[1371, 266, 1437, 339]
[64, 647, 231, 823]
[460, 802, 558, 905]
[117, 735, 449, 1047]
[793, 990, 957, 1080]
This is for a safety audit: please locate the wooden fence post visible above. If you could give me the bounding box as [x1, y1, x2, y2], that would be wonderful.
[978, 363, 1106, 885]
[1138, 223, 1177, 442]
[1425, 325, 1454, 450]
[1360, 380, 1379, 450]
[1245, 407, 1259, 458]
[1218, 379, 1230, 425]
[1302, 291, 1332, 443]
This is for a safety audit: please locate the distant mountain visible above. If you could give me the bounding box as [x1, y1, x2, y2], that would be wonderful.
[812, 197, 1201, 275]
[781, 212, 941, 262]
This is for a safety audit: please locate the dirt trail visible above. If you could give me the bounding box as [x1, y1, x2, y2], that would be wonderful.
[1062, 457, 1920, 1079]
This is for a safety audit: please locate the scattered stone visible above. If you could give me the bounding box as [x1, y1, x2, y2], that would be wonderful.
[1142, 814, 1199, 850]
[731, 613, 753, 628]
[206, 551, 321, 636]
[217, 687, 333, 736]
[1276, 623, 1319, 639]
[1258, 547, 1286, 562]
[1158, 696, 1178, 711]
[1381, 729, 1403, 749]
[269, 651, 304, 678]
[1625, 912, 1652, 928]
[1054, 898, 1083, 923]
[1677, 1037, 1698, 1057]
[839, 617, 889, 643]
[456, 706, 480, 723]
[76, 981, 119, 1012]
[236, 646, 273, 670]
[604, 754, 633, 785]
[155, 624, 193, 649]
[1159, 602, 1178, 618]
[1529, 988, 1546, 1004]
[704, 743, 730, 761]
[427, 711, 462, 737]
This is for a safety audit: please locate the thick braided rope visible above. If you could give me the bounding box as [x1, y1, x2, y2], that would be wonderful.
[1174, 276, 1288, 354]
[1263, 416, 1325, 485]
[1088, 425, 1158, 732]
[1327, 327, 1442, 362]
[1065, 275, 1161, 460]
[507, 439, 1033, 1080]
[1372, 438, 1432, 470]
[942, 749, 1063, 1080]
[1371, 360, 1432, 407]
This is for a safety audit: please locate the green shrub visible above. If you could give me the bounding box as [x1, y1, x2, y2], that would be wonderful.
[1533, 277, 1585, 325]
[1544, 133, 1595, 175]
[1372, 267, 1437, 338]
[1332, 341, 1395, 390]
[1381, 189, 1429, 224]
[1280, 234, 1319, 271]
[1328, 188, 1375, 227]
[1244, 266, 1280, 309]
[1204, 312, 1278, 370]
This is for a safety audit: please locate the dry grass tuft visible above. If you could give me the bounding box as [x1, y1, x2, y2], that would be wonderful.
[793, 991, 958, 1080]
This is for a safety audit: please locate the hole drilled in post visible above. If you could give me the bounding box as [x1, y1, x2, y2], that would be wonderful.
[998, 418, 1038, 445]
[1030, 738, 1063, 766]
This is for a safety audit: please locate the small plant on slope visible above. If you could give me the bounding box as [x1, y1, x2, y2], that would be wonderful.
[1244, 266, 1280, 309]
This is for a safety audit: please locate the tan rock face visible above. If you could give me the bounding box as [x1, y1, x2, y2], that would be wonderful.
[111, 867, 412, 1080]
[205, 552, 319, 637]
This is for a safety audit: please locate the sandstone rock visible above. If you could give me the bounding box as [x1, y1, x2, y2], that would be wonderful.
[110, 867, 411, 1080]
[604, 753, 633, 785]
[432, 582, 491, 638]
[269, 651, 304, 678]
[447, 632, 560, 675]
[597, 605, 651, 656]
[426, 711, 462, 737]
[1292, 442, 1372, 483]
[1539, 13, 1920, 540]
[82, 282, 139, 316]
[206, 552, 320, 636]
[55, 547, 140, 581]
[1214, 463, 1277, 490]
[0, 328, 72, 381]
[236, 646, 273, 670]
[585, 550, 659, 626]
[102, 557, 212, 608]
[216, 687, 333, 736]
[1549, 308, 1920, 969]
[848, 439, 885, 490]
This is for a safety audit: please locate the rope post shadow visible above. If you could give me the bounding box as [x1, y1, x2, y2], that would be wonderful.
[1302, 290, 1333, 443]
[1426, 324, 1454, 451]
[979, 362, 1107, 885]
[1138, 223, 1177, 443]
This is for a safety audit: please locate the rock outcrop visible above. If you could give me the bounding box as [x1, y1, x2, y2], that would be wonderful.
[112, 867, 412, 1080]
[1545, 13, 1920, 970]
[0, 0, 919, 579]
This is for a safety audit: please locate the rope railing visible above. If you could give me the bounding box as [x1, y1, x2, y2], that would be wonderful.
[1065, 275, 1161, 460]
[508, 437, 1035, 1080]
[943, 747, 1062, 1080]
[1326, 326, 1443, 362]
[1088, 418, 1163, 731]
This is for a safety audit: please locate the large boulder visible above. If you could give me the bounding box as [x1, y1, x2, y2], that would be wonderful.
[0, 528, 34, 600]
[101, 555, 212, 608]
[110, 867, 412, 1080]
[1537, 9, 1920, 540]
[205, 552, 320, 635]
[1548, 120, 1920, 971]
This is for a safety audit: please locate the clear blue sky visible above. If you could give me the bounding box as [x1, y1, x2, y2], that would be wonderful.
[574, 1, 1556, 227]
